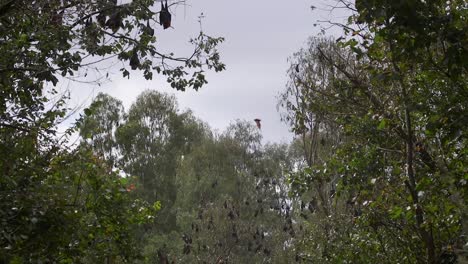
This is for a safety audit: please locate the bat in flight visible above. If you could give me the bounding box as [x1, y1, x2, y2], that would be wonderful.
[254, 118, 261, 129]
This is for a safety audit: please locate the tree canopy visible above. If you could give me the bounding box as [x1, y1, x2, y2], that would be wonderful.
[1, 0, 466, 263]
[280, 0, 467, 262]
[1, 0, 224, 262]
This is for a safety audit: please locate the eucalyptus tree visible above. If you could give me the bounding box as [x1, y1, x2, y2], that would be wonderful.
[279, 38, 357, 262]
[118, 90, 205, 220]
[79, 93, 126, 166]
[281, 0, 467, 262]
[163, 121, 297, 263]
[80, 91, 204, 228]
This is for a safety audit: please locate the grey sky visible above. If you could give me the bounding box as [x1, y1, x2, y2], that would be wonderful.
[65, 0, 346, 143]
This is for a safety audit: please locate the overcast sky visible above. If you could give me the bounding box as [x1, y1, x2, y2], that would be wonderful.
[64, 0, 347, 143]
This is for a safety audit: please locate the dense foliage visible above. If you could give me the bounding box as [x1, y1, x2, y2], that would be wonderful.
[81, 91, 300, 263]
[280, 0, 467, 263]
[1, 0, 466, 263]
[0, 0, 224, 262]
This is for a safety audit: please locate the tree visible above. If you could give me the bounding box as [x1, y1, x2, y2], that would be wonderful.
[171, 121, 297, 263]
[0, 129, 159, 262]
[279, 38, 356, 262]
[0, 0, 224, 155]
[80, 93, 126, 167]
[280, 0, 467, 262]
[116, 91, 207, 230]
[0, 0, 224, 262]
[79, 91, 211, 261]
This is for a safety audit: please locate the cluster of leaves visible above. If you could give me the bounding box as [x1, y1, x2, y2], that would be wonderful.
[280, 0, 467, 263]
[0, 108, 159, 262]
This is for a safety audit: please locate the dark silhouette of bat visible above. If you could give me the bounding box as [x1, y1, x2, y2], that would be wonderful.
[106, 10, 123, 32]
[415, 141, 436, 170]
[145, 20, 154, 36]
[254, 119, 261, 129]
[159, 0, 171, 29]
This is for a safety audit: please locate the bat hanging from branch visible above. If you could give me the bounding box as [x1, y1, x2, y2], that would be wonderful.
[159, 0, 171, 29]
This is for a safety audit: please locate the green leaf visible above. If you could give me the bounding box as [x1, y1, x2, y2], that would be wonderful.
[389, 206, 403, 219]
[377, 119, 387, 130]
[84, 108, 92, 116]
